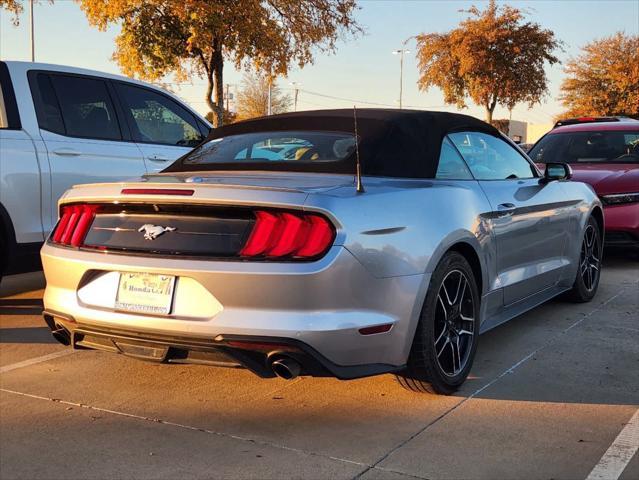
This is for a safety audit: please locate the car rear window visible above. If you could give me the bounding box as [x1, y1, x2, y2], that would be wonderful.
[529, 130, 639, 164]
[183, 131, 357, 165]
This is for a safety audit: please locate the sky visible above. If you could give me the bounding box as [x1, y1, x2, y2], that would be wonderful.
[1, 0, 638, 125]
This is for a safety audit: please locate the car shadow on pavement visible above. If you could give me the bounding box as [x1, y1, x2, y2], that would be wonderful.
[0, 326, 57, 344]
[0, 298, 44, 316]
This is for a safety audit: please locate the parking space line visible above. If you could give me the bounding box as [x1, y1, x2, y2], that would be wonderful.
[353, 285, 634, 479]
[0, 387, 429, 480]
[0, 350, 76, 374]
[586, 408, 639, 480]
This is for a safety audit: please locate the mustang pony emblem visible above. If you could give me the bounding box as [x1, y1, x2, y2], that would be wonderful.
[138, 224, 176, 240]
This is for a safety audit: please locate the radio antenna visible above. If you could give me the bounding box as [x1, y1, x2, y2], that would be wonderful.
[353, 105, 364, 193]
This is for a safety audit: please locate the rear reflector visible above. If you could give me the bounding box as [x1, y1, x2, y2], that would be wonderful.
[51, 204, 99, 247]
[359, 324, 393, 335]
[240, 210, 335, 259]
[121, 188, 195, 196]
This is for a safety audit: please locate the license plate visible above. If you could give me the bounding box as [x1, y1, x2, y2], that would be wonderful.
[115, 272, 176, 315]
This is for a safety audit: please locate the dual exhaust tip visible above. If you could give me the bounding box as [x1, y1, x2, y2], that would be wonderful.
[270, 357, 301, 380]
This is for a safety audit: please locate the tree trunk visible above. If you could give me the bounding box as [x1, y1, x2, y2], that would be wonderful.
[205, 70, 216, 124]
[485, 97, 497, 124]
[212, 45, 224, 127]
[203, 40, 225, 128]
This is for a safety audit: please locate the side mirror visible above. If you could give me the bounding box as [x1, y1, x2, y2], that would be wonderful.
[542, 162, 572, 183]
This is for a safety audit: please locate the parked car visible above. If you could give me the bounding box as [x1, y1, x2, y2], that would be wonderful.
[0, 61, 210, 282]
[528, 119, 639, 248]
[41, 109, 602, 395]
[553, 115, 637, 129]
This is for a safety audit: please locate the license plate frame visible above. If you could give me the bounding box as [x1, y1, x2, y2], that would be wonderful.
[115, 272, 176, 315]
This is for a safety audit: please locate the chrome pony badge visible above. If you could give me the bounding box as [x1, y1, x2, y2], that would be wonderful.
[138, 224, 176, 240]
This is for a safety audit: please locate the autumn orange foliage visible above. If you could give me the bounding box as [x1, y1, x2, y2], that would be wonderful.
[416, 0, 561, 123]
[559, 32, 639, 118]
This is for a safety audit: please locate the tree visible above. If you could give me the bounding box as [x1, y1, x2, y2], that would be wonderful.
[236, 71, 292, 121]
[206, 109, 237, 125]
[78, 0, 360, 127]
[559, 32, 639, 117]
[1, 0, 25, 24]
[415, 0, 561, 123]
[1, 0, 52, 25]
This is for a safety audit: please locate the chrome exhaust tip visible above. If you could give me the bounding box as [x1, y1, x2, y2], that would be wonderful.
[270, 357, 301, 380]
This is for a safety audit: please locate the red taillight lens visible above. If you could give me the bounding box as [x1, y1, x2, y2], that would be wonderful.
[240, 211, 281, 256]
[295, 215, 334, 258]
[50, 204, 99, 247]
[240, 210, 335, 260]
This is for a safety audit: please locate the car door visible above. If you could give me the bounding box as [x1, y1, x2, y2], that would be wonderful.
[113, 82, 207, 173]
[449, 131, 573, 306]
[28, 72, 146, 232]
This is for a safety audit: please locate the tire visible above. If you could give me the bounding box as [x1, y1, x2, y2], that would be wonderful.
[396, 252, 480, 395]
[565, 216, 602, 303]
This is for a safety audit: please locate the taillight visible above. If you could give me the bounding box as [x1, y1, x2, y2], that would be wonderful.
[50, 204, 99, 247]
[240, 210, 335, 260]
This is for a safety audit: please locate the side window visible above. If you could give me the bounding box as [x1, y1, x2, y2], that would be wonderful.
[49, 74, 122, 140]
[436, 137, 473, 179]
[448, 131, 536, 180]
[115, 83, 203, 147]
[31, 73, 65, 135]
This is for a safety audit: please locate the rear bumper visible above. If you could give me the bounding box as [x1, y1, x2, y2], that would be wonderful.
[41, 243, 427, 372]
[43, 311, 402, 379]
[603, 203, 639, 247]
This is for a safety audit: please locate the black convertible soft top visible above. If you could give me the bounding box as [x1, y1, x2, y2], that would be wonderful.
[164, 109, 499, 179]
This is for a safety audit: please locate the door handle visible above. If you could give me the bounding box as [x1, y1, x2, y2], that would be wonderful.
[52, 148, 82, 156]
[496, 203, 516, 217]
[147, 154, 170, 162]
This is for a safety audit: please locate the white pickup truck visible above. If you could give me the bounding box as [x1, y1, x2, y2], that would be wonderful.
[0, 61, 211, 282]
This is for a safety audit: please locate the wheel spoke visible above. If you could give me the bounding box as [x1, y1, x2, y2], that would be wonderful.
[450, 336, 461, 374]
[434, 323, 447, 347]
[580, 259, 588, 276]
[437, 294, 448, 320]
[437, 337, 450, 359]
[441, 281, 453, 306]
[458, 329, 473, 336]
[457, 277, 467, 308]
[453, 272, 463, 304]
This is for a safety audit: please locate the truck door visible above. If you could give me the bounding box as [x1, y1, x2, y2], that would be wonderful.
[28, 71, 146, 232]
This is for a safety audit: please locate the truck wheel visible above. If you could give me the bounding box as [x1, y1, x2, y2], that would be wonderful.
[396, 252, 480, 395]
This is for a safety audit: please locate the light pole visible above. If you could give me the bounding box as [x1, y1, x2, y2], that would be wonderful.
[289, 82, 302, 111]
[29, 0, 35, 61]
[392, 49, 410, 109]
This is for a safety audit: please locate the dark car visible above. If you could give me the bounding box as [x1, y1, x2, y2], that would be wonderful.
[529, 120, 639, 248]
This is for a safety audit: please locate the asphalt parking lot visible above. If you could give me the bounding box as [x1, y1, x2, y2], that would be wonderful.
[1, 252, 637, 480]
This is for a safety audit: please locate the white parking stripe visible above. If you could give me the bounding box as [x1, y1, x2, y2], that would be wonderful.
[586, 408, 639, 480]
[0, 349, 75, 374]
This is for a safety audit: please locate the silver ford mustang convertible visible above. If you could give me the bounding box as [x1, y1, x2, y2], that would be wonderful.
[41, 109, 603, 394]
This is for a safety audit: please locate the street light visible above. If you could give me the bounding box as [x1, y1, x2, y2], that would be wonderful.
[392, 49, 410, 109]
[29, 0, 34, 61]
[289, 82, 302, 112]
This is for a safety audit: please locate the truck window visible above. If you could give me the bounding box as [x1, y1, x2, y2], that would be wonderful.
[0, 62, 20, 130]
[32, 73, 65, 135]
[49, 75, 122, 140]
[115, 82, 203, 147]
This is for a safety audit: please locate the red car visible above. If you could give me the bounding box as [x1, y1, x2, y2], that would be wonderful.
[529, 118, 639, 248]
